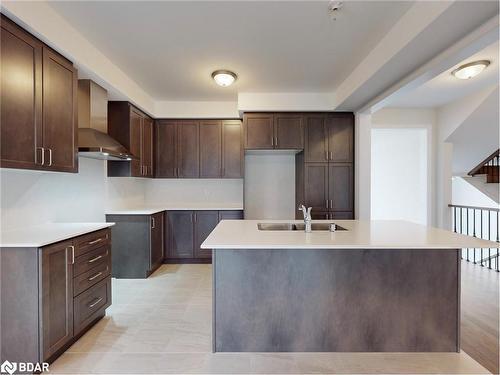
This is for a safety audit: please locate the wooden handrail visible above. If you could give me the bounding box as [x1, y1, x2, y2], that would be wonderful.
[468, 149, 500, 176]
[448, 204, 500, 212]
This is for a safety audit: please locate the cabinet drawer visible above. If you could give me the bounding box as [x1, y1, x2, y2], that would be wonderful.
[74, 245, 110, 277]
[75, 229, 110, 257]
[73, 261, 110, 297]
[74, 277, 111, 335]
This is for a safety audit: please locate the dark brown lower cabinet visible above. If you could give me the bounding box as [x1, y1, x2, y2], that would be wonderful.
[167, 211, 195, 259]
[106, 213, 164, 278]
[0, 228, 112, 365]
[166, 209, 244, 263]
[194, 211, 219, 259]
[41, 240, 74, 359]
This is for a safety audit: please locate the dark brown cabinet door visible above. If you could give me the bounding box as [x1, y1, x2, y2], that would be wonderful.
[329, 163, 353, 212]
[327, 114, 354, 162]
[244, 113, 274, 149]
[200, 120, 222, 178]
[142, 116, 154, 177]
[129, 108, 143, 177]
[274, 113, 304, 149]
[304, 114, 328, 162]
[167, 211, 194, 259]
[304, 163, 329, 212]
[150, 212, 164, 270]
[219, 210, 244, 220]
[41, 47, 77, 173]
[222, 120, 243, 178]
[177, 121, 199, 178]
[194, 211, 219, 259]
[0, 16, 43, 170]
[40, 240, 74, 361]
[155, 120, 177, 177]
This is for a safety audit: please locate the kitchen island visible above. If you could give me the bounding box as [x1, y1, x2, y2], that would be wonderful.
[201, 220, 499, 353]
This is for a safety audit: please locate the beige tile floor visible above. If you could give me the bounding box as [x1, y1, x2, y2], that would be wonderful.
[49, 264, 490, 374]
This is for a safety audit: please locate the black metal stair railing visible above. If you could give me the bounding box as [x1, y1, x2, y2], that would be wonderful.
[449, 204, 500, 271]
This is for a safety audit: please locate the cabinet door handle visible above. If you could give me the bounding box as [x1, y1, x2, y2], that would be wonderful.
[271, 136, 274, 146]
[275, 137, 278, 147]
[193, 213, 197, 223]
[152, 217, 155, 229]
[330, 199, 333, 209]
[330, 151, 333, 160]
[47, 148, 53, 166]
[68, 245, 75, 264]
[88, 272, 103, 281]
[325, 151, 328, 161]
[88, 255, 103, 263]
[36, 147, 45, 165]
[88, 297, 103, 308]
[88, 238, 103, 245]
[326, 199, 329, 209]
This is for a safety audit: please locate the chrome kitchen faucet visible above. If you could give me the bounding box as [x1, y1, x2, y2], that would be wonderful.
[298, 205, 312, 233]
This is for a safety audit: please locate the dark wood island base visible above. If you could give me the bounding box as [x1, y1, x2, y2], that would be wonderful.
[213, 248, 460, 352]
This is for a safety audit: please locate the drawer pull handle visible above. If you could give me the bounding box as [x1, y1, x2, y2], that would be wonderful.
[88, 255, 103, 263]
[88, 238, 104, 245]
[88, 272, 103, 281]
[88, 297, 103, 308]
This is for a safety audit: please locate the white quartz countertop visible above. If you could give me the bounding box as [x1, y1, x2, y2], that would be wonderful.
[105, 203, 244, 215]
[201, 220, 500, 249]
[0, 222, 115, 248]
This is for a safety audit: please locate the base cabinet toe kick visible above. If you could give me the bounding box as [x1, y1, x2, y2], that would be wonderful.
[1, 228, 112, 365]
[212, 248, 460, 353]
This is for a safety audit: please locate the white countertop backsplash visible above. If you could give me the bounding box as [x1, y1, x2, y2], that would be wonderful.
[0, 222, 115, 248]
[201, 219, 500, 250]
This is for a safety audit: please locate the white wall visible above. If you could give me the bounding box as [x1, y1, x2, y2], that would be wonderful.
[144, 179, 243, 206]
[244, 153, 296, 220]
[0, 158, 146, 231]
[452, 177, 498, 209]
[371, 128, 428, 225]
[371, 108, 437, 225]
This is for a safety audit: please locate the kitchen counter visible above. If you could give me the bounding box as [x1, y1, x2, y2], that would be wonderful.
[208, 219, 487, 353]
[0, 222, 115, 247]
[202, 219, 500, 249]
[105, 203, 244, 215]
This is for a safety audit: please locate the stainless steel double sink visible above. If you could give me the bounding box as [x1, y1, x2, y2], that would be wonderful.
[257, 222, 347, 231]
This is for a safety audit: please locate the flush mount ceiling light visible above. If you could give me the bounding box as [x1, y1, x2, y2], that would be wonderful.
[451, 60, 490, 80]
[212, 70, 237, 87]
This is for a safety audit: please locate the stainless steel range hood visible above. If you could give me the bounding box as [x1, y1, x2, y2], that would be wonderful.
[78, 80, 137, 161]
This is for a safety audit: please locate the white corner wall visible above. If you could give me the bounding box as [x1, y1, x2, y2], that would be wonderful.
[0, 158, 146, 231]
[244, 153, 296, 220]
[144, 179, 243, 206]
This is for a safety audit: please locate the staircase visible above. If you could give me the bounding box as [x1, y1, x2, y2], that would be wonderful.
[464, 149, 500, 204]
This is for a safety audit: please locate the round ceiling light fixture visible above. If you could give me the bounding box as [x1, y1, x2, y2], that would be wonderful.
[451, 60, 490, 80]
[212, 70, 237, 87]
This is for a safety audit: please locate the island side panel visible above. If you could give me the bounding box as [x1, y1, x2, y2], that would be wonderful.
[213, 248, 459, 352]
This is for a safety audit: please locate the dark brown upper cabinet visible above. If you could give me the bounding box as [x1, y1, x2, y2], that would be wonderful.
[327, 113, 354, 162]
[222, 120, 244, 178]
[155, 120, 177, 178]
[200, 121, 221, 178]
[244, 113, 304, 150]
[244, 113, 274, 149]
[274, 113, 304, 149]
[305, 113, 354, 162]
[1, 15, 77, 173]
[155, 119, 243, 179]
[107, 102, 154, 177]
[304, 163, 329, 212]
[177, 121, 200, 178]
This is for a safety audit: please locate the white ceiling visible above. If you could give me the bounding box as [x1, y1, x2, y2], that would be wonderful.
[47, 1, 413, 101]
[386, 41, 499, 109]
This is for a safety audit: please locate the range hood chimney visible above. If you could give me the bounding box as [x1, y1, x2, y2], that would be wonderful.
[78, 80, 137, 161]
